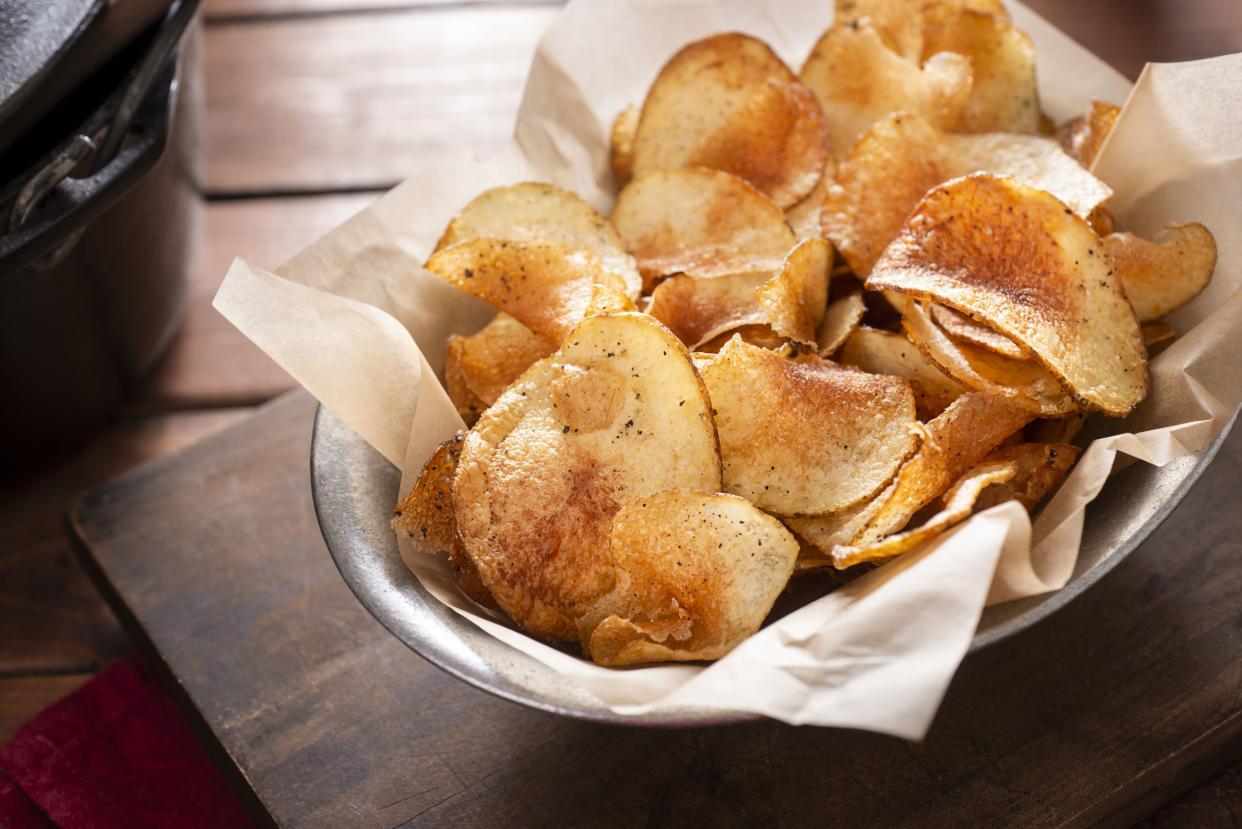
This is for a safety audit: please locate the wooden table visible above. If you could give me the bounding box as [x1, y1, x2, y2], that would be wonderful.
[3, 0, 1241, 824]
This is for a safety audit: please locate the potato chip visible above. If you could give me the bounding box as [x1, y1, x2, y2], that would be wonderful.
[610, 104, 639, 187]
[454, 313, 722, 641]
[1142, 321, 1177, 354]
[1105, 223, 1217, 322]
[869, 174, 1147, 416]
[448, 313, 556, 407]
[646, 271, 768, 349]
[426, 239, 632, 344]
[799, 21, 972, 155]
[696, 323, 788, 354]
[902, 300, 1076, 416]
[1056, 100, 1120, 169]
[1087, 206, 1116, 237]
[833, 459, 1017, 567]
[700, 337, 918, 516]
[816, 291, 867, 356]
[444, 339, 487, 424]
[972, 441, 1080, 512]
[786, 476, 895, 557]
[435, 182, 642, 298]
[853, 390, 1033, 546]
[393, 432, 463, 556]
[756, 237, 832, 345]
[1027, 412, 1085, 445]
[821, 113, 1112, 276]
[629, 34, 826, 207]
[922, 4, 1039, 134]
[838, 326, 964, 418]
[450, 535, 498, 610]
[612, 168, 797, 286]
[834, 0, 924, 58]
[580, 491, 799, 665]
[683, 79, 831, 209]
[930, 303, 1030, 361]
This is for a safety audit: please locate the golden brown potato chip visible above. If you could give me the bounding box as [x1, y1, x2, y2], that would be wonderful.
[450, 535, 498, 611]
[834, 0, 924, 58]
[435, 182, 642, 298]
[972, 442, 1080, 512]
[444, 339, 487, 424]
[700, 337, 918, 516]
[833, 459, 1017, 567]
[1105, 224, 1217, 322]
[612, 168, 797, 286]
[799, 21, 972, 155]
[853, 390, 1034, 547]
[1142, 321, 1177, 355]
[426, 239, 631, 344]
[683, 79, 831, 209]
[695, 324, 788, 354]
[756, 237, 832, 345]
[922, 5, 1039, 133]
[610, 104, 639, 187]
[869, 174, 1147, 416]
[821, 113, 1112, 276]
[393, 432, 464, 556]
[786, 477, 896, 558]
[646, 271, 769, 349]
[629, 34, 826, 208]
[931, 303, 1030, 361]
[449, 313, 556, 407]
[816, 291, 867, 356]
[579, 491, 799, 665]
[902, 300, 1077, 416]
[1056, 100, 1120, 169]
[838, 326, 965, 418]
[785, 164, 832, 241]
[454, 313, 722, 641]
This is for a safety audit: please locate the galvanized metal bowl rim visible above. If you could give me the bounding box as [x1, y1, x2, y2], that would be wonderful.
[311, 403, 1237, 727]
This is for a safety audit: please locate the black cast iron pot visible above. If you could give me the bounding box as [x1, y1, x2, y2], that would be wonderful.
[0, 0, 202, 468]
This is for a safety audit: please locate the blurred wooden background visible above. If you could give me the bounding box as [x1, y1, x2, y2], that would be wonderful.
[1, 0, 1240, 824]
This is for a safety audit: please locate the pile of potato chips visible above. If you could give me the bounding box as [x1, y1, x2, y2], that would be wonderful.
[395, 0, 1217, 666]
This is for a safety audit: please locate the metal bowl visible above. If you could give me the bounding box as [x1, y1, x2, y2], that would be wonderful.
[311, 403, 1236, 726]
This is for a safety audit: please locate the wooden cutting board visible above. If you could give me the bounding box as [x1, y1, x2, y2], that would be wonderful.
[68, 391, 1242, 828]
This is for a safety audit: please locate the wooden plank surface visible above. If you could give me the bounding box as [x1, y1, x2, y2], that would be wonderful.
[203, 6, 558, 194]
[139, 194, 374, 410]
[69, 392, 1242, 828]
[0, 675, 92, 742]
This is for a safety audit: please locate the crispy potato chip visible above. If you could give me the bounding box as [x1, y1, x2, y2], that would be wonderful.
[646, 271, 769, 349]
[931, 303, 1030, 360]
[786, 476, 895, 557]
[834, 0, 924, 58]
[833, 459, 1017, 567]
[426, 239, 631, 344]
[902, 300, 1077, 416]
[612, 168, 797, 286]
[853, 390, 1034, 546]
[1142, 321, 1177, 355]
[756, 237, 832, 345]
[580, 491, 799, 665]
[610, 104, 639, 187]
[450, 535, 498, 611]
[1027, 412, 1085, 445]
[700, 337, 918, 516]
[786, 163, 832, 241]
[696, 323, 788, 354]
[869, 174, 1147, 416]
[454, 313, 722, 641]
[683, 79, 831, 209]
[1105, 223, 1217, 322]
[922, 5, 1039, 133]
[436, 182, 641, 299]
[1056, 100, 1120, 169]
[972, 441, 1080, 512]
[448, 313, 555, 408]
[630, 34, 826, 207]
[444, 339, 487, 424]
[393, 432, 463, 555]
[838, 326, 964, 418]
[816, 291, 867, 356]
[799, 21, 972, 155]
[821, 113, 1112, 276]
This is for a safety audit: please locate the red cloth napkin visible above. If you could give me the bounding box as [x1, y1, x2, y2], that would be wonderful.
[0, 654, 255, 829]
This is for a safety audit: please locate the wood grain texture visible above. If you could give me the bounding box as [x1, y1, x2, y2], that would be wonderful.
[139, 194, 375, 410]
[203, 6, 558, 194]
[0, 675, 91, 742]
[70, 392, 1242, 828]
[0, 410, 246, 674]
